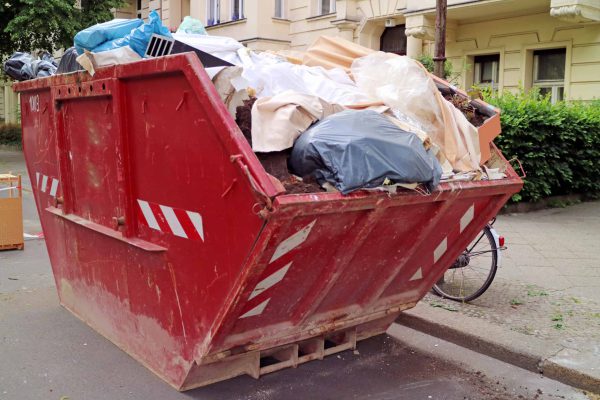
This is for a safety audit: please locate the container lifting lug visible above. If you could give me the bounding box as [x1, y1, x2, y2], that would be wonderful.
[230, 154, 273, 212]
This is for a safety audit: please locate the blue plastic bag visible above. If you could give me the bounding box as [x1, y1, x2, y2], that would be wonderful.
[74, 19, 143, 54]
[129, 10, 172, 56]
[91, 11, 171, 57]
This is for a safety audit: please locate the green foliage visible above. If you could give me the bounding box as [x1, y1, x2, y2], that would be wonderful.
[485, 89, 600, 203]
[1, 0, 127, 59]
[416, 54, 453, 80]
[0, 123, 22, 145]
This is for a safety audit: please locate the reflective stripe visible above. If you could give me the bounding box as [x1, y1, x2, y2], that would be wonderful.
[409, 267, 423, 281]
[138, 200, 161, 231]
[249, 262, 292, 300]
[239, 299, 270, 319]
[460, 204, 475, 233]
[270, 219, 316, 263]
[49, 179, 59, 197]
[186, 211, 205, 241]
[160, 205, 187, 238]
[434, 237, 448, 264]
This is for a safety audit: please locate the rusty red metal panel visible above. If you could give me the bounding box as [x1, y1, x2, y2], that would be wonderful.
[14, 53, 522, 390]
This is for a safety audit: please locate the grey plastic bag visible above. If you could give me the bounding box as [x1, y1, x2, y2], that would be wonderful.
[3, 51, 57, 81]
[289, 110, 442, 194]
[3, 52, 35, 81]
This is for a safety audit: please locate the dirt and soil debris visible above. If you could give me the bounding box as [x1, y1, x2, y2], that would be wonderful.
[235, 97, 256, 146]
[234, 88, 488, 195]
[444, 93, 487, 127]
[256, 151, 324, 194]
[236, 98, 324, 194]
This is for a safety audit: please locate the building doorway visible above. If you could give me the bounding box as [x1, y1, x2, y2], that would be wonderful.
[380, 25, 407, 55]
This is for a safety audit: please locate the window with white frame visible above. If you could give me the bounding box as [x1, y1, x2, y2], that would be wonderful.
[274, 0, 285, 18]
[207, 0, 220, 25]
[231, 0, 244, 20]
[317, 0, 336, 15]
[533, 48, 566, 104]
[473, 54, 500, 90]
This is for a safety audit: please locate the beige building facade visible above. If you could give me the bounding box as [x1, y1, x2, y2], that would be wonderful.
[2, 0, 598, 123]
[127, 0, 599, 102]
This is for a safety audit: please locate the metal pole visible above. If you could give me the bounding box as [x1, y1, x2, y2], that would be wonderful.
[433, 0, 447, 78]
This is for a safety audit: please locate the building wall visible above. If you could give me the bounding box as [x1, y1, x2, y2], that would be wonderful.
[444, 12, 600, 100]
[288, 1, 339, 49]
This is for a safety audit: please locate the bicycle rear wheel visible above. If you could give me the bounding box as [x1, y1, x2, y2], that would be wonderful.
[432, 225, 498, 302]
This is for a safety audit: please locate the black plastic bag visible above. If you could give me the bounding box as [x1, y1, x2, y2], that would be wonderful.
[289, 110, 442, 194]
[57, 47, 83, 74]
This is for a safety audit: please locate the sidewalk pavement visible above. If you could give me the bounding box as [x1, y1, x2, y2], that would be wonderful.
[397, 201, 600, 395]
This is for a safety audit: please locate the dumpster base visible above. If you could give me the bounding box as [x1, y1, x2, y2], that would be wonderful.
[180, 311, 408, 391]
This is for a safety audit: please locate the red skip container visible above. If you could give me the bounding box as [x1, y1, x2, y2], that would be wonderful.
[14, 53, 522, 390]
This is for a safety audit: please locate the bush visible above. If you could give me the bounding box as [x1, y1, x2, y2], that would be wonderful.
[0, 123, 22, 145]
[485, 89, 600, 202]
[416, 54, 453, 80]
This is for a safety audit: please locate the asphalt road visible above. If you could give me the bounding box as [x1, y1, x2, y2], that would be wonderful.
[0, 281, 585, 400]
[0, 149, 591, 400]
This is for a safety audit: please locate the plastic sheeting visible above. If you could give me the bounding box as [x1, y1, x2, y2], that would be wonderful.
[289, 110, 442, 194]
[251, 90, 344, 152]
[74, 19, 143, 54]
[212, 66, 250, 117]
[352, 52, 480, 172]
[172, 34, 244, 66]
[176, 34, 376, 106]
[241, 56, 377, 106]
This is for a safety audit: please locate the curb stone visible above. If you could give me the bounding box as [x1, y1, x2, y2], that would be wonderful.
[396, 302, 600, 395]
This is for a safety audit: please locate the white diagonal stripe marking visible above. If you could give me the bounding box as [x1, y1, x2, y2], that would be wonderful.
[239, 299, 270, 319]
[41, 175, 48, 192]
[270, 219, 316, 263]
[36, 172, 40, 187]
[138, 200, 161, 231]
[460, 204, 475, 233]
[49, 179, 59, 197]
[186, 211, 204, 241]
[409, 267, 423, 281]
[160, 205, 187, 238]
[433, 237, 448, 264]
[249, 262, 293, 300]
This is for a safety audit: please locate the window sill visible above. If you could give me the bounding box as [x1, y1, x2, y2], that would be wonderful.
[272, 17, 290, 23]
[306, 12, 336, 22]
[206, 18, 247, 29]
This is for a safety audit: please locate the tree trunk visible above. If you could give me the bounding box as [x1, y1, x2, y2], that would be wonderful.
[433, 0, 447, 79]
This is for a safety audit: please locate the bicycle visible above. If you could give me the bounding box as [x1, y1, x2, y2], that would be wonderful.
[432, 219, 505, 302]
